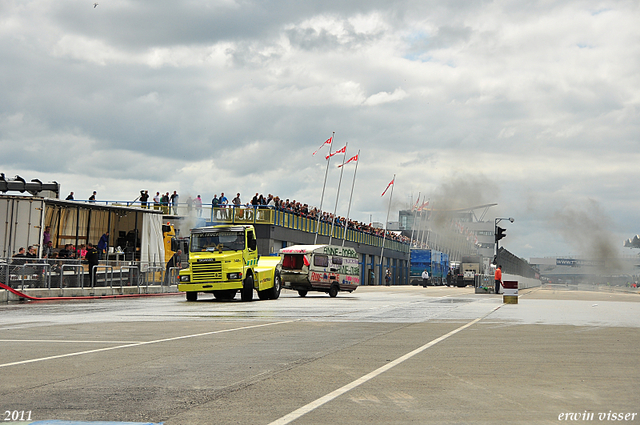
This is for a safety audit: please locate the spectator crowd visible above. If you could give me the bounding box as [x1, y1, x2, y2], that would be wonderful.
[60, 188, 414, 246]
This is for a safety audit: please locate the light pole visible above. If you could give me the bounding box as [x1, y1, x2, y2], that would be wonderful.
[494, 217, 514, 264]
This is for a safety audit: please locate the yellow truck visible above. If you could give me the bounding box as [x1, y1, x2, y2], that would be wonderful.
[178, 225, 281, 301]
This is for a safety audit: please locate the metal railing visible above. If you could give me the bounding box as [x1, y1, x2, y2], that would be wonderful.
[203, 206, 410, 253]
[60, 263, 85, 289]
[474, 274, 495, 293]
[0, 262, 51, 291]
[1, 257, 177, 291]
[73, 200, 411, 253]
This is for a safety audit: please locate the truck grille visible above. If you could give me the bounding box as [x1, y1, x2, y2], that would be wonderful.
[192, 261, 223, 282]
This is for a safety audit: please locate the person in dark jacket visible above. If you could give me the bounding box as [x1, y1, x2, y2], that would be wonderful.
[12, 247, 27, 265]
[97, 232, 109, 260]
[165, 250, 182, 285]
[85, 243, 99, 286]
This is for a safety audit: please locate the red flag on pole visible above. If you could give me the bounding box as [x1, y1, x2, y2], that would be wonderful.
[337, 154, 358, 168]
[417, 200, 429, 211]
[325, 145, 346, 160]
[411, 195, 421, 211]
[381, 178, 394, 197]
[312, 137, 332, 156]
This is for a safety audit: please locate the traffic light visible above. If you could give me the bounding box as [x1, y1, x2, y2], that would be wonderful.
[495, 226, 506, 242]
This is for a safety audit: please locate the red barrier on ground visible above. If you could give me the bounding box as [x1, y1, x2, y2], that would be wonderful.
[503, 281, 518, 289]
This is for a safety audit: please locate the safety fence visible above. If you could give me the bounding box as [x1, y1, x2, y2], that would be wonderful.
[474, 274, 495, 293]
[0, 257, 179, 291]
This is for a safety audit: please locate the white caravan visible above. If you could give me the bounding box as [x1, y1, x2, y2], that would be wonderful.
[279, 244, 360, 297]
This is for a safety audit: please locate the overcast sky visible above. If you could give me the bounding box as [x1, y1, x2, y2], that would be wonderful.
[1, 0, 639, 260]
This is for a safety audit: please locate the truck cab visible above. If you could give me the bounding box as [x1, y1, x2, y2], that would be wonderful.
[178, 225, 281, 301]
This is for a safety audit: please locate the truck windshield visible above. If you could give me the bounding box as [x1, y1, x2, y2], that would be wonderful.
[191, 231, 245, 252]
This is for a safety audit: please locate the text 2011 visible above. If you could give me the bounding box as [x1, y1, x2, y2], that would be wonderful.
[4, 410, 32, 421]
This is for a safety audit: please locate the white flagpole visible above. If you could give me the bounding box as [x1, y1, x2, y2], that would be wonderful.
[379, 174, 395, 282]
[420, 198, 430, 247]
[329, 142, 348, 245]
[409, 192, 420, 247]
[314, 132, 334, 244]
[342, 150, 360, 247]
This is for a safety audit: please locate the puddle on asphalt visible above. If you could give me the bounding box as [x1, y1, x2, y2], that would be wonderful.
[430, 298, 473, 304]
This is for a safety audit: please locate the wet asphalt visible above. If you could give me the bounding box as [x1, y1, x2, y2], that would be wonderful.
[1, 285, 639, 424]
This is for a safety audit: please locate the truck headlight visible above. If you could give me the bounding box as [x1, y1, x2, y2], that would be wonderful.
[227, 272, 243, 280]
[179, 275, 190, 282]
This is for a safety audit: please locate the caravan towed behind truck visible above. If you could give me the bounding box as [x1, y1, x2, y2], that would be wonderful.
[279, 244, 360, 297]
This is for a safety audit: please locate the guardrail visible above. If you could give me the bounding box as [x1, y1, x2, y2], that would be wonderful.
[60, 263, 85, 289]
[0, 257, 174, 291]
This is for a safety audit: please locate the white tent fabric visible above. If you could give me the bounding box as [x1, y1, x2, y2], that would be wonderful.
[141, 213, 165, 271]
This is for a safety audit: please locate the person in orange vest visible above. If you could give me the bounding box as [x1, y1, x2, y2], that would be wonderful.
[494, 265, 502, 294]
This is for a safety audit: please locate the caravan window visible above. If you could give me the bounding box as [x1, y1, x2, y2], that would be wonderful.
[282, 254, 304, 270]
[314, 255, 329, 267]
[331, 256, 343, 265]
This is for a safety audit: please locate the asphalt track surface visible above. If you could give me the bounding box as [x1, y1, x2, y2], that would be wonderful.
[1, 286, 639, 424]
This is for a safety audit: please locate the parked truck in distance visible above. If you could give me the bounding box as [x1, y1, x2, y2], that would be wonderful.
[410, 248, 449, 286]
[455, 255, 482, 287]
[178, 225, 281, 301]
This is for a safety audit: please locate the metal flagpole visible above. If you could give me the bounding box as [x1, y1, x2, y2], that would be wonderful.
[409, 192, 420, 247]
[329, 142, 348, 245]
[379, 174, 395, 282]
[342, 149, 360, 247]
[314, 132, 334, 244]
[419, 198, 430, 247]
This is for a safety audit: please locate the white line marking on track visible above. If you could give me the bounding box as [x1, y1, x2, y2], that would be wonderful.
[0, 320, 297, 369]
[268, 305, 503, 425]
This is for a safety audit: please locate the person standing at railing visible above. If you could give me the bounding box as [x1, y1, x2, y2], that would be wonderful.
[160, 192, 170, 214]
[211, 195, 219, 219]
[140, 190, 149, 208]
[186, 196, 193, 214]
[170, 191, 179, 215]
[232, 193, 242, 220]
[195, 195, 203, 217]
[219, 192, 228, 219]
[153, 192, 160, 210]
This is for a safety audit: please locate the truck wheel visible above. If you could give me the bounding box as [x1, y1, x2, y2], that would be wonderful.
[329, 284, 339, 298]
[269, 271, 282, 300]
[297, 289, 307, 297]
[258, 289, 270, 300]
[241, 274, 254, 302]
[186, 292, 197, 301]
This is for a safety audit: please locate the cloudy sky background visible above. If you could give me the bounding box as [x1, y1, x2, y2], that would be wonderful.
[1, 0, 639, 260]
